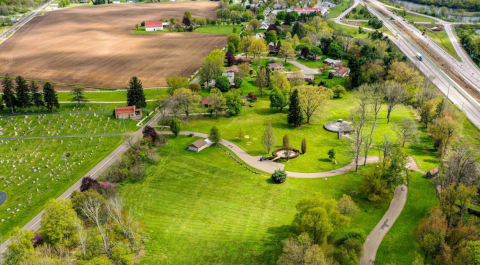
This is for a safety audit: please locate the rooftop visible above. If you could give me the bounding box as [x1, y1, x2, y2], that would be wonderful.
[189, 139, 207, 149]
[145, 21, 164, 27]
[324, 119, 355, 133]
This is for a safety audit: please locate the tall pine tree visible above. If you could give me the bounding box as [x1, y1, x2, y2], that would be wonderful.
[2, 74, 16, 114]
[30, 81, 44, 113]
[43, 83, 59, 113]
[15, 76, 31, 114]
[287, 89, 303, 127]
[126, 76, 146, 109]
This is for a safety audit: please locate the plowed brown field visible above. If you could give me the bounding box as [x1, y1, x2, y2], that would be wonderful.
[0, 2, 225, 89]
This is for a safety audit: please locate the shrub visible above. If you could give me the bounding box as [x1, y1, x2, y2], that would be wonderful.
[271, 169, 287, 183]
[328, 72, 334, 79]
[234, 77, 243, 88]
[215, 76, 231, 92]
[170, 118, 182, 137]
[212, 20, 217, 25]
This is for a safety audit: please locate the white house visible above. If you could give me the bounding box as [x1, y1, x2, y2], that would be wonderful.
[145, 21, 170, 31]
[188, 139, 214, 152]
[254, 32, 265, 39]
[324, 58, 342, 67]
[222, 72, 235, 85]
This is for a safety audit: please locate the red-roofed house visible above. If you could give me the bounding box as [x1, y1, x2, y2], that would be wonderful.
[334, 67, 350, 78]
[201, 97, 212, 108]
[145, 21, 169, 31]
[115, 106, 142, 120]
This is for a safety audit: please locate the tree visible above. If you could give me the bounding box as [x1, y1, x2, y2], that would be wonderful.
[440, 6, 448, 16]
[40, 199, 77, 245]
[361, 159, 391, 201]
[266, 30, 277, 44]
[188, 83, 201, 93]
[288, 89, 303, 127]
[297, 85, 333, 124]
[420, 99, 438, 128]
[255, 67, 269, 97]
[225, 89, 242, 115]
[328, 148, 335, 161]
[3, 227, 35, 265]
[292, 34, 300, 48]
[2, 74, 16, 114]
[310, 46, 322, 56]
[272, 70, 291, 94]
[30, 81, 44, 113]
[468, 240, 480, 265]
[237, 126, 245, 141]
[301, 138, 306, 154]
[215, 76, 230, 92]
[227, 33, 240, 51]
[292, 193, 350, 245]
[249, 38, 268, 58]
[142, 125, 161, 146]
[234, 77, 243, 88]
[351, 90, 369, 172]
[126, 76, 146, 109]
[239, 36, 253, 57]
[289, 69, 305, 87]
[417, 207, 448, 263]
[392, 117, 419, 147]
[385, 82, 407, 124]
[283, 134, 292, 162]
[301, 46, 309, 58]
[43, 82, 59, 113]
[106, 196, 134, 240]
[270, 88, 288, 112]
[170, 118, 182, 137]
[272, 169, 287, 183]
[209, 126, 221, 143]
[331, 85, 346, 98]
[248, 19, 261, 31]
[278, 233, 327, 265]
[173, 88, 200, 118]
[278, 42, 295, 65]
[200, 60, 218, 88]
[81, 197, 110, 253]
[166, 76, 189, 95]
[15, 76, 30, 114]
[327, 41, 343, 58]
[209, 88, 226, 118]
[429, 114, 461, 157]
[337, 194, 359, 217]
[225, 50, 236, 66]
[70, 87, 89, 106]
[262, 122, 277, 155]
[387, 61, 424, 88]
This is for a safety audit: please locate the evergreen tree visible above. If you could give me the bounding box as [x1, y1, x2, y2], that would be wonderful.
[43, 83, 59, 113]
[209, 126, 221, 143]
[301, 137, 307, 154]
[287, 89, 303, 127]
[15, 76, 31, 114]
[29, 81, 44, 113]
[70, 87, 89, 106]
[2, 74, 16, 114]
[126, 76, 147, 109]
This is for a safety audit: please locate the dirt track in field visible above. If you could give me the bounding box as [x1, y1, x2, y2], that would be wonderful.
[0, 2, 225, 90]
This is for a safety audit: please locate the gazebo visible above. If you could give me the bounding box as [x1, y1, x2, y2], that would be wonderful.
[324, 119, 355, 138]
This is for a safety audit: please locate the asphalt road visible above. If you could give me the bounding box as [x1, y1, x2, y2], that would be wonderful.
[0, 103, 173, 255]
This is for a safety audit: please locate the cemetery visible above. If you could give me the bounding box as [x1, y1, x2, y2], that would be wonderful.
[0, 109, 141, 236]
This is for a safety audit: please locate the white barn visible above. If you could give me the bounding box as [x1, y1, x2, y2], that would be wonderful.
[188, 139, 214, 152]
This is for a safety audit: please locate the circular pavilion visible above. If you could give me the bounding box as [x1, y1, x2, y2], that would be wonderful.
[324, 119, 355, 134]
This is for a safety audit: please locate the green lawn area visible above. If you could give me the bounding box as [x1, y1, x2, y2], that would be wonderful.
[404, 13, 436, 23]
[360, 22, 395, 37]
[376, 171, 438, 263]
[417, 26, 459, 60]
[194, 25, 243, 35]
[296, 59, 324, 69]
[328, 0, 354, 19]
[314, 71, 346, 87]
[331, 23, 370, 39]
[56, 89, 168, 102]
[118, 136, 391, 264]
[0, 25, 11, 34]
[0, 135, 124, 238]
[177, 91, 439, 173]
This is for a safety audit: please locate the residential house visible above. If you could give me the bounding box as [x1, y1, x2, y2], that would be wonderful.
[222, 72, 235, 85]
[334, 67, 350, 78]
[145, 21, 169, 31]
[260, 21, 269, 30]
[269, 43, 280, 54]
[306, 54, 322, 61]
[268, 62, 283, 71]
[235, 56, 253, 64]
[291, 8, 319, 15]
[115, 106, 142, 120]
[324, 58, 342, 67]
[201, 97, 212, 108]
[225, 65, 239, 73]
[188, 139, 214, 152]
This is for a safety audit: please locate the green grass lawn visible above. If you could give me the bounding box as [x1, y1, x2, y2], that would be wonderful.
[332, 23, 370, 39]
[296, 59, 325, 69]
[416, 26, 459, 60]
[314, 71, 346, 87]
[0, 25, 11, 34]
[0, 135, 124, 238]
[194, 25, 243, 35]
[328, 0, 354, 19]
[56, 89, 168, 102]
[360, 22, 395, 37]
[118, 136, 391, 264]
[404, 13, 436, 23]
[176, 91, 439, 173]
[376, 171, 438, 263]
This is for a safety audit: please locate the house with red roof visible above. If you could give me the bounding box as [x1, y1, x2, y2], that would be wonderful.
[334, 67, 350, 78]
[145, 21, 169, 31]
[115, 106, 142, 120]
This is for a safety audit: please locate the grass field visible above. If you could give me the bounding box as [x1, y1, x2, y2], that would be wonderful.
[194, 25, 243, 34]
[328, 0, 354, 18]
[376, 171, 438, 263]
[176, 91, 439, 173]
[416, 25, 459, 59]
[332, 23, 370, 39]
[55, 89, 168, 102]
[0, 135, 124, 237]
[404, 13, 437, 22]
[118, 136, 391, 264]
[359, 22, 395, 37]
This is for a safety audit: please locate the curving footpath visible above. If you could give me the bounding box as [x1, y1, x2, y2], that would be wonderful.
[161, 131, 426, 265]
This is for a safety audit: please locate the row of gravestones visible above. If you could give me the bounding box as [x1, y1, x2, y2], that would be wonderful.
[216, 145, 266, 176]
